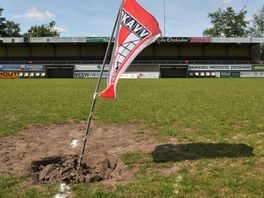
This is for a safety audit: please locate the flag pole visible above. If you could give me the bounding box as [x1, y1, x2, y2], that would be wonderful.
[78, 0, 124, 169]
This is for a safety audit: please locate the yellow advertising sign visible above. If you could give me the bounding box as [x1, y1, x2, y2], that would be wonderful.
[0, 72, 19, 78]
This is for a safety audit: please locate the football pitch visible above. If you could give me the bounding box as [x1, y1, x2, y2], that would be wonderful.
[0, 78, 264, 197]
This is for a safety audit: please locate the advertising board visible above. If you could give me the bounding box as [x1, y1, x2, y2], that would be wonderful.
[189, 65, 251, 71]
[1, 37, 24, 43]
[0, 64, 44, 71]
[189, 37, 211, 43]
[120, 74, 138, 79]
[0, 72, 19, 78]
[240, 72, 264, 77]
[136, 72, 159, 79]
[30, 37, 86, 43]
[211, 38, 252, 43]
[158, 37, 189, 43]
[74, 65, 110, 71]
[74, 72, 108, 78]
[29, 37, 49, 43]
[251, 65, 264, 71]
[220, 72, 240, 78]
[74, 72, 159, 79]
[86, 37, 109, 43]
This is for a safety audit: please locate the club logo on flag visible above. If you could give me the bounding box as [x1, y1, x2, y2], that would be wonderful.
[100, 0, 162, 99]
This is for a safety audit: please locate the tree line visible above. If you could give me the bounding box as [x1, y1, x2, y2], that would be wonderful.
[0, 5, 263, 37]
[0, 7, 60, 37]
[203, 5, 264, 37]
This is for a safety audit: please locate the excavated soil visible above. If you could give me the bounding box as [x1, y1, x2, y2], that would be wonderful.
[0, 122, 175, 184]
[30, 154, 134, 184]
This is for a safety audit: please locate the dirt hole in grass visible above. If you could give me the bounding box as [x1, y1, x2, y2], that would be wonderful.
[0, 123, 160, 176]
[0, 122, 180, 184]
[30, 154, 135, 184]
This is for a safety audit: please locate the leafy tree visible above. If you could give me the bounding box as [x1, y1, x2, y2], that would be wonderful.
[24, 21, 60, 37]
[0, 7, 7, 37]
[203, 8, 224, 37]
[0, 7, 21, 37]
[203, 7, 249, 37]
[250, 5, 264, 37]
[5, 21, 21, 37]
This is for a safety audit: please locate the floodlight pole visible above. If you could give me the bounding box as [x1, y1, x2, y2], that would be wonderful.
[77, 0, 124, 169]
[163, 0, 166, 37]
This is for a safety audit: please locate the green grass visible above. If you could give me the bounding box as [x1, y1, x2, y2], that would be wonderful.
[73, 174, 179, 198]
[1, 78, 264, 197]
[0, 174, 56, 198]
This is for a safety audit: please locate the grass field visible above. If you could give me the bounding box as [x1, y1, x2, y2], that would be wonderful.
[0, 78, 264, 197]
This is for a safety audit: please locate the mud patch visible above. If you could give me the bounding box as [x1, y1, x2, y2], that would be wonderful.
[0, 122, 180, 183]
[30, 154, 134, 184]
[0, 123, 172, 176]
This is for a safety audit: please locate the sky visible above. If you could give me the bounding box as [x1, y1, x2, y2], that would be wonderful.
[0, 0, 263, 37]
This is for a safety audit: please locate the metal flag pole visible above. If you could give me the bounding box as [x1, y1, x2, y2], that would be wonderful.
[78, 0, 125, 169]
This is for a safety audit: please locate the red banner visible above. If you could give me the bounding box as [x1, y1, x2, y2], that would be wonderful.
[100, 0, 161, 99]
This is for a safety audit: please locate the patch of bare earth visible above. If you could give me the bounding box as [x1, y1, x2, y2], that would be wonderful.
[0, 122, 180, 184]
[30, 154, 135, 185]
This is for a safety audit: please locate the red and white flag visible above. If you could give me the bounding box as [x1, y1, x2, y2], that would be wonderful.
[100, 0, 162, 99]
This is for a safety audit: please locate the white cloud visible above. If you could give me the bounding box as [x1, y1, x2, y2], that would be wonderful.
[53, 26, 66, 33]
[15, 7, 56, 21]
[217, 0, 232, 8]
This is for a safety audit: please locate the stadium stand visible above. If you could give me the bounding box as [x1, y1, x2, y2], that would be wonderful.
[0, 37, 263, 78]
